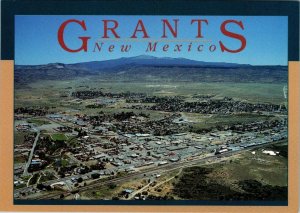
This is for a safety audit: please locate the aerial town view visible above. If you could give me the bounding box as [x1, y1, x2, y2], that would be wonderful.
[14, 16, 288, 202]
[14, 56, 288, 201]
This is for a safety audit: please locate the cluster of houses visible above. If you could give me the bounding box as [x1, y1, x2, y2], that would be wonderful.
[130, 98, 285, 115]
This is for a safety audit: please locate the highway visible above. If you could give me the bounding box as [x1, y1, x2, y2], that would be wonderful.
[23, 130, 40, 176]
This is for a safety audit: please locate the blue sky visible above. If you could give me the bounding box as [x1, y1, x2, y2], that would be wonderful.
[15, 15, 287, 65]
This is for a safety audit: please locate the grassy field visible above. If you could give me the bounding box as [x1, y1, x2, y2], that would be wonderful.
[27, 118, 50, 125]
[50, 133, 68, 141]
[14, 131, 27, 145]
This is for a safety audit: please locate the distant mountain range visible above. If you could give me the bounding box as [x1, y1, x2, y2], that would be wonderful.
[15, 55, 287, 86]
[16, 55, 254, 71]
[65, 55, 253, 70]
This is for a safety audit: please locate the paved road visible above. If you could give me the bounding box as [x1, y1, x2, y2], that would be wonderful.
[23, 131, 40, 176]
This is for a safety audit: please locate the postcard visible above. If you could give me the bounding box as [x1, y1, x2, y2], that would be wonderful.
[0, 0, 299, 212]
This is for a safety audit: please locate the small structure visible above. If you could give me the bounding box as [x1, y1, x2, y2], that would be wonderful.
[158, 161, 168, 166]
[262, 150, 279, 156]
[122, 189, 134, 194]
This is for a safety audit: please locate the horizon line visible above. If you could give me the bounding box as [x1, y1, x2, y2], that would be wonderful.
[15, 55, 288, 67]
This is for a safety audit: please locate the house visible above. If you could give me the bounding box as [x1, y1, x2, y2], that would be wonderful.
[169, 157, 180, 162]
[158, 161, 168, 166]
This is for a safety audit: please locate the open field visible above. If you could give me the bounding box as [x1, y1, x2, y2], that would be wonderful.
[27, 118, 51, 126]
[15, 78, 286, 109]
[189, 113, 276, 132]
[14, 132, 27, 145]
[14, 155, 27, 164]
[50, 133, 68, 141]
[145, 141, 288, 200]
